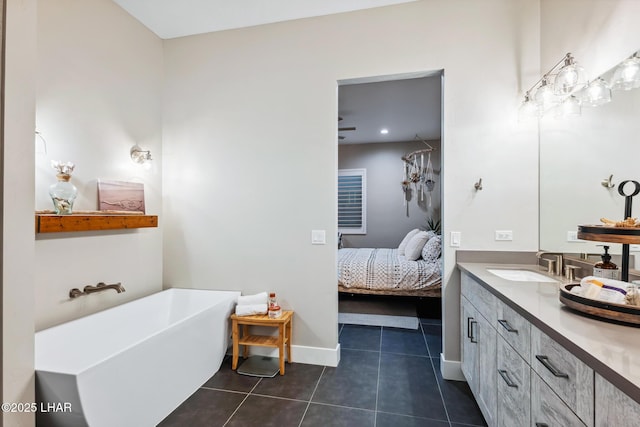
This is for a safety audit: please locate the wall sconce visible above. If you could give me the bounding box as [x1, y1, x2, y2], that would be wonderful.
[519, 52, 590, 120]
[130, 145, 152, 165]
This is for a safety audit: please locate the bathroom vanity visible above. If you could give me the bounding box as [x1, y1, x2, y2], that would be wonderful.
[458, 262, 640, 427]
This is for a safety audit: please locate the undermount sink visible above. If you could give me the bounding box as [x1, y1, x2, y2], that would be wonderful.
[487, 268, 558, 283]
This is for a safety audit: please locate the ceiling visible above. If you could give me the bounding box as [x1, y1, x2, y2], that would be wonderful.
[112, 0, 418, 39]
[110, 0, 441, 145]
[338, 73, 442, 144]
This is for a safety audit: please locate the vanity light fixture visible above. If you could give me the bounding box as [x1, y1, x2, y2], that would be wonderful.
[519, 52, 588, 119]
[611, 51, 640, 91]
[130, 145, 152, 165]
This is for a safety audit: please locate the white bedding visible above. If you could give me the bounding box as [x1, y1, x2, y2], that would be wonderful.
[337, 247, 441, 291]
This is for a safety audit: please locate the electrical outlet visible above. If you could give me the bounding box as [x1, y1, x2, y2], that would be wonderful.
[567, 231, 580, 242]
[495, 230, 513, 241]
[450, 231, 461, 247]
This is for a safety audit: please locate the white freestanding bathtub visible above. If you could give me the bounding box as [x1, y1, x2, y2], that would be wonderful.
[35, 288, 240, 427]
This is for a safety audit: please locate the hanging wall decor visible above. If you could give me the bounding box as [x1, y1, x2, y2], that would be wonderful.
[401, 135, 436, 215]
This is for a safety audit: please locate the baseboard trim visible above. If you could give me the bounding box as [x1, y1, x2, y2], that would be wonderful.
[232, 344, 341, 367]
[440, 353, 465, 381]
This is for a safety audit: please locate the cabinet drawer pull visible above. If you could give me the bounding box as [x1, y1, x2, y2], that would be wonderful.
[467, 316, 474, 338]
[535, 355, 569, 378]
[498, 319, 518, 334]
[470, 320, 478, 343]
[535, 423, 549, 427]
[498, 369, 518, 388]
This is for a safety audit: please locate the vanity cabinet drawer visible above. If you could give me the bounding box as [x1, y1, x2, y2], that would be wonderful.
[531, 326, 594, 426]
[532, 370, 587, 427]
[461, 272, 497, 324]
[496, 300, 530, 364]
[497, 337, 530, 427]
[595, 374, 640, 426]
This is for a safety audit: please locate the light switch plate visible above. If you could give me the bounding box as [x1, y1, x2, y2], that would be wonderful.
[311, 230, 326, 245]
[567, 231, 580, 242]
[450, 231, 461, 247]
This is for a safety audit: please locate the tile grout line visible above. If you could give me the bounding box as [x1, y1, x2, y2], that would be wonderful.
[420, 321, 453, 426]
[221, 377, 263, 427]
[374, 326, 383, 427]
[297, 365, 327, 427]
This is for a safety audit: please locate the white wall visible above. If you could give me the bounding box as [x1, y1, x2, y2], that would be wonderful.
[338, 140, 441, 248]
[34, 0, 164, 330]
[3, 0, 37, 424]
[162, 0, 541, 367]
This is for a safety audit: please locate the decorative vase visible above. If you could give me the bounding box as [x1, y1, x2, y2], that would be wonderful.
[49, 161, 77, 215]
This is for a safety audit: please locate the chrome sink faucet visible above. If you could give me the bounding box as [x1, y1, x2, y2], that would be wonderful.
[536, 251, 563, 276]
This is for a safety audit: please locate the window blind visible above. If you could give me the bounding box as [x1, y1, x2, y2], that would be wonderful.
[338, 169, 366, 234]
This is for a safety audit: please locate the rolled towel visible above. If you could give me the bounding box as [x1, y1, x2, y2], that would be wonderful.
[235, 304, 268, 316]
[580, 276, 628, 303]
[237, 292, 268, 306]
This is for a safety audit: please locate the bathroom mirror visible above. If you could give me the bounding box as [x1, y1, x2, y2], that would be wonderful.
[539, 50, 640, 256]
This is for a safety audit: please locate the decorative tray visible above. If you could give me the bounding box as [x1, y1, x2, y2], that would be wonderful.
[559, 284, 640, 326]
[577, 225, 640, 244]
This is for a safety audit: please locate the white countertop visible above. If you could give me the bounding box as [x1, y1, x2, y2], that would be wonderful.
[457, 262, 640, 403]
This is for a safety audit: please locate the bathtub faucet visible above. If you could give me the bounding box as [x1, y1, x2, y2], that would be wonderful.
[69, 282, 126, 299]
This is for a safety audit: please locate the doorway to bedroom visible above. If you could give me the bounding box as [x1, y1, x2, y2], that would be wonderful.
[337, 71, 443, 328]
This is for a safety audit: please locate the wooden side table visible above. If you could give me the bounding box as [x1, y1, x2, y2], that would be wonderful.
[230, 310, 293, 375]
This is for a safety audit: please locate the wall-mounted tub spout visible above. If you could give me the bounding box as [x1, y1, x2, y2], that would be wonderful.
[69, 282, 125, 299]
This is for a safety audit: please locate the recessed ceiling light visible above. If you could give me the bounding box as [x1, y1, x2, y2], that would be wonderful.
[380, 128, 389, 134]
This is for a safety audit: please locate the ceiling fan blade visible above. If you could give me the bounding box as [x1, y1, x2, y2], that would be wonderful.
[338, 127, 356, 131]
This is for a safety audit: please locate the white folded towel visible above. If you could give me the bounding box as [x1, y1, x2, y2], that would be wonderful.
[235, 304, 268, 316]
[237, 292, 268, 306]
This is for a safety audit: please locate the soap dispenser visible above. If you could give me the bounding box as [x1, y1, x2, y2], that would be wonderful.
[593, 245, 620, 280]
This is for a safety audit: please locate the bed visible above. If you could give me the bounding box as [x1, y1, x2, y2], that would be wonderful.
[337, 232, 442, 297]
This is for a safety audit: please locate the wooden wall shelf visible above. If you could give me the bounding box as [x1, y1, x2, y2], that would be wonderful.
[35, 213, 158, 233]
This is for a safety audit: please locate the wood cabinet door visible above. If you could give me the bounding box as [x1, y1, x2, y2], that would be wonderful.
[595, 374, 640, 427]
[531, 371, 587, 427]
[531, 326, 593, 426]
[461, 296, 478, 394]
[496, 337, 530, 427]
[476, 313, 497, 427]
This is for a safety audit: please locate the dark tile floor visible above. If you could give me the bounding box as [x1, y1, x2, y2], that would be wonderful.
[159, 318, 487, 427]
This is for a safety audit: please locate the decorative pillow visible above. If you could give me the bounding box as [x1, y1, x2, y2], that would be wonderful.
[421, 235, 442, 263]
[404, 231, 431, 261]
[397, 228, 420, 255]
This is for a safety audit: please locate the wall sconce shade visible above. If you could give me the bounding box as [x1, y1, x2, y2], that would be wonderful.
[611, 53, 640, 91]
[581, 78, 612, 107]
[553, 54, 587, 95]
[534, 78, 559, 111]
[518, 93, 541, 121]
[556, 95, 582, 117]
[130, 145, 152, 165]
